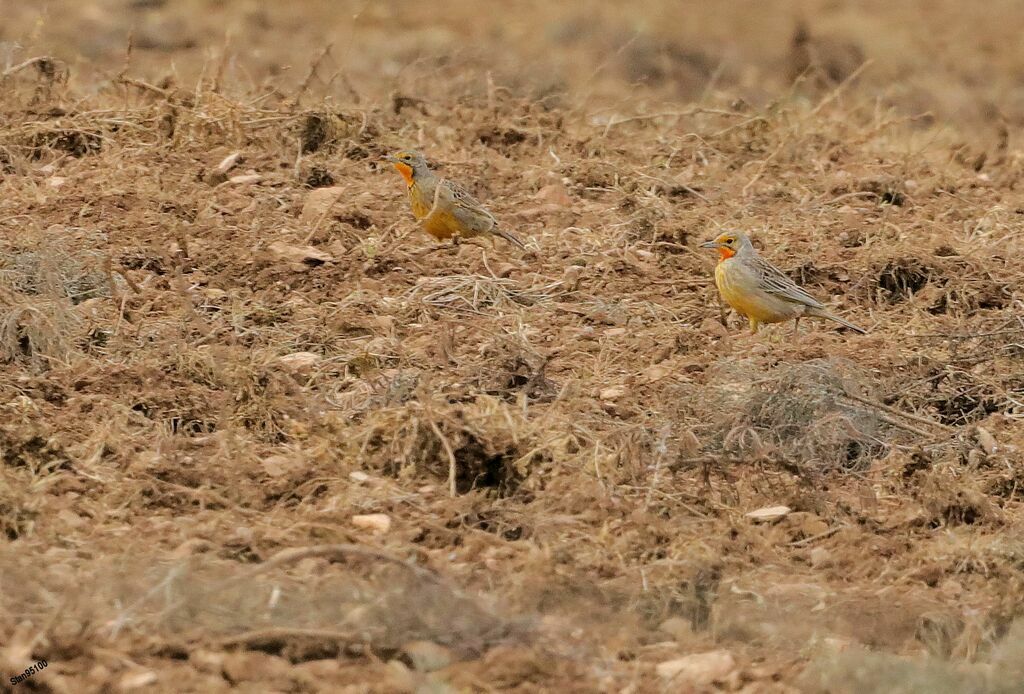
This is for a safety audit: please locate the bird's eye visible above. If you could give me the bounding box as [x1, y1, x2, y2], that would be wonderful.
[724, 237, 734, 245]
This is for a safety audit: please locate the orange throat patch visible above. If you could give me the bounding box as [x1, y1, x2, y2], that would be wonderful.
[717, 246, 736, 261]
[393, 162, 415, 186]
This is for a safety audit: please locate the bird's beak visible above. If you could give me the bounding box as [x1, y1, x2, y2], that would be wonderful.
[700, 239, 721, 249]
[384, 155, 399, 164]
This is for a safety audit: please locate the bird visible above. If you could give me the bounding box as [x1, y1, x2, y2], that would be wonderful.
[384, 150, 527, 250]
[700, 231, 866, 335]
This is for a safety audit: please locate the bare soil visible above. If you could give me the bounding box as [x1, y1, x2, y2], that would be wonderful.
[1, 1, 1023, 692]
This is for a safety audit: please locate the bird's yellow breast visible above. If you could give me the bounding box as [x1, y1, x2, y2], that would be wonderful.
[420, 209, 465, 240]
[715, 260, 790, 324]
[407, 182, 433, 220]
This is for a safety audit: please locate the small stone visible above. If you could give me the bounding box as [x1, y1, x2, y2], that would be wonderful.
[228, 173, 262, 185]
[384, 660, 417, 693]
[699, 316, 729, 338]
[745, 505, 791, 523]
[189, 649, 225, 674]
[301, 186, 346, 223]
[117, 670, 158, 691]
[599, 386, 626, 401]
[295, 659, 341, 678]
[976, 427, 997, 454]
[214, 152, 242, 175]
[656, 650, 736, 685]
[603, 327, 627, 337]
[809, 547, 832, 568]
[261, 455, 297, 478]
[267, 241, 333, 270]
[169, 538, 214, 558]
[352, 513, 391, 533]
[658, 617, 693, 642]
[57, 508, 85, 528]
[399, 640, 453, 672]
[203, 287, 229, 300]
[561, 265, 584, 291]
[48, 176, 67, 188]
[492, 262, 517, 278]
[652, 343, 674, 363]
[221, 652, 292, 684]
[276, 351, 322, 374]
[205, 152, 242, 185]
[535, 182, 572, 207]
[787, 512, 830, 537]
[637, 364, 671, 384]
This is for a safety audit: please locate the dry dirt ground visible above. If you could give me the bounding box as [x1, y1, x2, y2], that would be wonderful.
[1, 1, 1024, 692]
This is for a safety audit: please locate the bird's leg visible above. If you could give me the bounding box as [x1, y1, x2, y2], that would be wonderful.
[442, 233, 461, 254]
[718, 295, 729, 328]
[793, 316, 801, 337]
[748, 318, 759, 335]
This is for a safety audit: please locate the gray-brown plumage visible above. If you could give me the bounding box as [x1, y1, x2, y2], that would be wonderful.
[385, 150, 527, 250]
[701, 231, 867, 334]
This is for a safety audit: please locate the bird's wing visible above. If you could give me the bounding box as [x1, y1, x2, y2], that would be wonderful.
[754, 257, 825, 308]
[441, 178, 497, 223]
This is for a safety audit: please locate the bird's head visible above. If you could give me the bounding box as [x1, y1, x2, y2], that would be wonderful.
[385, 150, 429, 185]
[700, 232, 752, 260]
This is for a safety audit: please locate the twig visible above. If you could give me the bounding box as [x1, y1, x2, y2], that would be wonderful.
[217, 627, 361, 648]
[811, 59, 874, 116]
[823, 191, 880, 206]
[839, 391, 954, 432]
[875, 413, 942, 440]
[741, 140, 786, 197]
[634, 171, 710, 203]
[229, 544, 440, 585]
[117, 76, 170, 98]
[667, 454, 758, 472]
[1, 56, 60, 79]
[293, 44, 334, 108]
[909, 327, 1024, 340]
[600, 107, 747, 136]
[790, 524, 847, 547]
[427, 416, 459, 498]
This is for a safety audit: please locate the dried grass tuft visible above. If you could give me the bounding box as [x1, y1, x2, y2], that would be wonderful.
[0, 546, 522, 663]
[704, 357, 892, 473]
[801, 622, 1024, 694]
[351, 393, 535, 496]
[1, 238, 111, 303]
[0, 302, 80, 368]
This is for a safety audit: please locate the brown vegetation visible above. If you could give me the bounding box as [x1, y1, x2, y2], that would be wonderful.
[1, 0, 1023, 691]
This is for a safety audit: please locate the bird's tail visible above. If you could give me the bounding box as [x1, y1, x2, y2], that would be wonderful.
[495, 228, 528, 250]
[811, 308, 867, 334]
